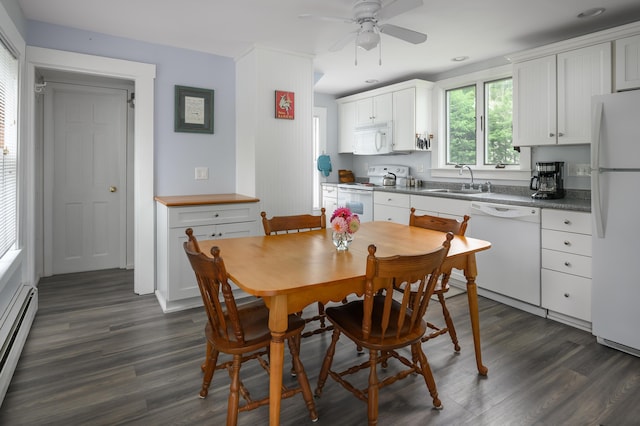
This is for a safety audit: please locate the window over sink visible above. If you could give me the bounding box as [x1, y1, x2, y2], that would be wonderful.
[433, 65, 531, 182]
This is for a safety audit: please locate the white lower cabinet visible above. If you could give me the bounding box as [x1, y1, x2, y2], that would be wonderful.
[322, 184, 338, 214]
[156, 200, 259, 312]
[541, 209, 592, 329]
[374, 192, 410, 224]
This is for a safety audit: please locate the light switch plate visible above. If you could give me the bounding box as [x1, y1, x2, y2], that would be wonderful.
[195, 167, 209, 180]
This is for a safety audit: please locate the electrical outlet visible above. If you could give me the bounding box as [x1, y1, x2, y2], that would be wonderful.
[576, 163, 591, 176]
[568, 163, 591, 176]
[417, 163, 424, 173]
[195, 167, 209, 180]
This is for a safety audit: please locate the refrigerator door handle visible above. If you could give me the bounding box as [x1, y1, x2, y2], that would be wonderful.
[591, 101, 605, 238]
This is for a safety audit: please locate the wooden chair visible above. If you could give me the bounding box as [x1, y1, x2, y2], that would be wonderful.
[183, 228, 318, 426]
[315, 233, 454, 425]
[408, 207, 470, 350]
[261, 208, 332, 338]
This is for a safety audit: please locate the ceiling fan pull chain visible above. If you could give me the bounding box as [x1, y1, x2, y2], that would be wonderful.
[378, 37, 382, 66]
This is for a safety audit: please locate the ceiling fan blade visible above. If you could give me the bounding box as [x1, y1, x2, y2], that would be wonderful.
[298, 14, 353, 24]
[377, 0, 424, 21]
[328, 31, 359, 52]
[379, 23, 427, 44]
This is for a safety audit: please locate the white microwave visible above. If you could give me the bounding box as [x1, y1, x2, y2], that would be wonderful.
[353, 122, 393, 155]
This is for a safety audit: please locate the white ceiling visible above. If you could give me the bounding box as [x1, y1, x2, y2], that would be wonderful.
[17, 0, 640, 97]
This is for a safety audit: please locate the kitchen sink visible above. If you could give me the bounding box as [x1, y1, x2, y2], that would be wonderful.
[420, 188, 488, 196]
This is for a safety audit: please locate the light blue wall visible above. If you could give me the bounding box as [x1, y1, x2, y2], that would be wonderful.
[26, 21, 236, 196]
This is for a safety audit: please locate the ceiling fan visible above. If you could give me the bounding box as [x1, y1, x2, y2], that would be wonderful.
[300, 0, 427, 64]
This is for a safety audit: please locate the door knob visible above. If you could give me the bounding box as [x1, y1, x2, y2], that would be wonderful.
[109, 186, 117, 192]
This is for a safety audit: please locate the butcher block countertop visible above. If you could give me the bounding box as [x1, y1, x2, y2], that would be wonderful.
[154, 193, 260, 207]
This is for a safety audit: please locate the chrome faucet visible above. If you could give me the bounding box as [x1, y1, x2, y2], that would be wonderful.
[456, 164, 474, 189]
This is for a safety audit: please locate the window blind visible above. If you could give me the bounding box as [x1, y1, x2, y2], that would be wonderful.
[0, 38, 18, 258]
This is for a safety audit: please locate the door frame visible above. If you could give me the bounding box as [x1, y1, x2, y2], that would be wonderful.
[26, 47, 156, 295]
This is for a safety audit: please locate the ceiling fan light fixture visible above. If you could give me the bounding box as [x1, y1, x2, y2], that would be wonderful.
[357, 30, 380, 50]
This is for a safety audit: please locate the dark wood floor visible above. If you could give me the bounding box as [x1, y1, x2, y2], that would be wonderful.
[2, 269, 640, 425]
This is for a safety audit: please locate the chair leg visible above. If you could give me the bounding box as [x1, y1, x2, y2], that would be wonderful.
[227, 354, 242, 426]
[287, 335, 319, 422]
[317, 302, 326, 329]
[200, 342, 219, 398]
[412, 343, 442, 409]
[315, 328, 341, 398]
[438, 293, 460, 352]
[367, 349, 379, 426]
[290, 333, 300, 377]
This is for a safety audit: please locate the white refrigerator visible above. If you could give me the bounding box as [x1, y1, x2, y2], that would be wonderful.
[590, 90, 640, 356]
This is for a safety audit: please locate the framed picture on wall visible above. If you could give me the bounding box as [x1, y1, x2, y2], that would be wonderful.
[174, 85, 214, 133]
[275, 90, 295, 120]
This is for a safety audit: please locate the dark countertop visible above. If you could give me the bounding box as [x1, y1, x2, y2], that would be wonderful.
[378, 184, 591, 212]
[323, 181, 591, 212]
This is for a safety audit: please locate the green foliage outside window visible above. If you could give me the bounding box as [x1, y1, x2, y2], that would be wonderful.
[446, 78, 517, 167]
[446, 85, 476, 165]
[485, 78, 517, 165]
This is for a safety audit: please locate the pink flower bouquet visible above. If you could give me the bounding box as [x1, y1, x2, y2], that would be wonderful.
[330, 207, 361, 234]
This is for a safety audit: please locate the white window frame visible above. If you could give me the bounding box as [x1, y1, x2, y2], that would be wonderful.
[431, 64, 531, 182]
[0, 3, 25, 292]
[312, 106, 327, 211]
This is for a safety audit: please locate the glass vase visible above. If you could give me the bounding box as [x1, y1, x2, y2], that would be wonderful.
[332, 231, 353, 251]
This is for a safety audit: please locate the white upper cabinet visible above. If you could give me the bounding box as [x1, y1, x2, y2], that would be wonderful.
[615, 34, 640, 91]
[337, 79, 433, 154]
[513, 55, 557, 147]
[513, 43, 611, 146]
[338, 101, 357, 153]
[355, 93, 392, 125]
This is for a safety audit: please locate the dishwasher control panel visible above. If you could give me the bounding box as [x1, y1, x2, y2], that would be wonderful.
[470, 202, 540, 223]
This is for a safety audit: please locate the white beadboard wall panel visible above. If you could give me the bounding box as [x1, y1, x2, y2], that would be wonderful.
[236, 47, 314, 218]
[236, 52, 257, 198]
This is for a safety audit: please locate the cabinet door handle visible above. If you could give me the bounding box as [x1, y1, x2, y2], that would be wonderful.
[549, 132, 555, 137]
[564, 293, 570, 298]
[558, 132, 564, 137]
[563, 240, 571, 246]
[563, 219, 571, 225]
[214, 213, 219, 218]
[564, 261, 571, 267]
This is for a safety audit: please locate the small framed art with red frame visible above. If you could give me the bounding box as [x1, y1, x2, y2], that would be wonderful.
[275, 90, 295, 119]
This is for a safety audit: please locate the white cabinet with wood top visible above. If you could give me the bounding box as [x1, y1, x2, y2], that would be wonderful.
[512, 43, 611, 146]
[155, 194, 260, 313]
[541, 209, 592, 330]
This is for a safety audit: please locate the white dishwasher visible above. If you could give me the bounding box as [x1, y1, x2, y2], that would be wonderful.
[467, 201, 541, 307]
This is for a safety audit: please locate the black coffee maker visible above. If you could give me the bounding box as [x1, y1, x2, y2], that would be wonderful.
[530, 161, 565, 199]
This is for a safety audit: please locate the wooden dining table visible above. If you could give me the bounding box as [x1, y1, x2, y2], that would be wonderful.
[198, 220, 491, 425]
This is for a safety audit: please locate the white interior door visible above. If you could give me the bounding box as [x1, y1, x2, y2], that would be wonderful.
[44, 83, 127, 274]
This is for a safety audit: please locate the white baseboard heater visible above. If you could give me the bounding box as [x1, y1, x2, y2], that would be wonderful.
[0, 285, 38, 405]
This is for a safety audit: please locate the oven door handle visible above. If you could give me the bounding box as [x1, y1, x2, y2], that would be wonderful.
[338, 188, 371, 195]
